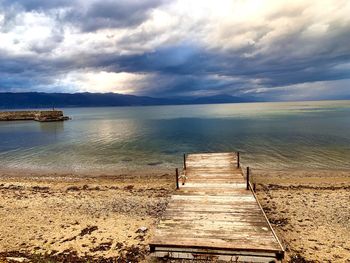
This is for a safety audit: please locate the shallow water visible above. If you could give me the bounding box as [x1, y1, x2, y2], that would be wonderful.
[0, 100, 350, 173]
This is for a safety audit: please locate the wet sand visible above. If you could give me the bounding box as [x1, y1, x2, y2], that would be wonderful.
[0, 168, 350, 262]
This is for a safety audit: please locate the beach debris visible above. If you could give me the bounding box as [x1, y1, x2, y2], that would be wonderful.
[270, 218, 289, 227]
[124, 185, 134, 190]
[31, 186, 50, 191]
[117, 245, 146, 263]
[5, 257, 29, 262]
[90, 241, 113, 252]
[66, 185, 103, 191]
[61, 235, 77, 243]
[136, 226, 148, 241]
[1, 184, 24, 190]
[115, 242, 124, 250]
[136, 226, 148, 234]
[66, 186, 80, 191]
[147, 161, 163, 166]
[289, 253, 310, 263]
[1, 250, 115, 263]
[79, 225, 98, 237]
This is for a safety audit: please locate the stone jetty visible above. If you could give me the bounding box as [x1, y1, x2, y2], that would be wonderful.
[0, 110, 69, 122]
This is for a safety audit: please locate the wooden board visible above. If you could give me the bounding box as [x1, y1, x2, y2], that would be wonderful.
[149, 152, 284, 262]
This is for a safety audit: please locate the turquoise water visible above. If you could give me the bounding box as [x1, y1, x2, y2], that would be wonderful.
[0, 100, 350, 173]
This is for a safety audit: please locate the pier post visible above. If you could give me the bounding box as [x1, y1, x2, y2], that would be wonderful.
[246, 167, 250, 190]
[237, 152, 240, 168]
[183, 153, 186, 170]
[175, 168, 179, 189]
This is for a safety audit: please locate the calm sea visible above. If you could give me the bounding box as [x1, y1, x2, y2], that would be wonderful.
[1, 100, 350, 173]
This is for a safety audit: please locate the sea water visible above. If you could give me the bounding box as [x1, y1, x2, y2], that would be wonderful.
[0, 100, 350, 173]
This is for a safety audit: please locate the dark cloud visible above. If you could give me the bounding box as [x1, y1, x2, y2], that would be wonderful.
[0, 0, 165, 32]
[0, 0, 72, 11]
[73, 0, 165, 32]
[0, 52, 69, 92]
[0, 0, 350, 100]
[99, 37, 350, 97]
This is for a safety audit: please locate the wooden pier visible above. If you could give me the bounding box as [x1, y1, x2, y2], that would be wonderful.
[150, 152, 284, 262]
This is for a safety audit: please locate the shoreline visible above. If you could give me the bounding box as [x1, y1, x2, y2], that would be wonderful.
[2, 165, 350, 177]
[1, 168, 350, 262]
[0, 167, 176, 180]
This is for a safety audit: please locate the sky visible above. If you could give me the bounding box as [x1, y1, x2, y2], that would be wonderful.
[0, 0, 350, 101]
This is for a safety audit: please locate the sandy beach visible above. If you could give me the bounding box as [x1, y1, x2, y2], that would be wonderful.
[253, 169, 350, 263]
[0, 169, 174, 263]
[0, 168, 349, 262]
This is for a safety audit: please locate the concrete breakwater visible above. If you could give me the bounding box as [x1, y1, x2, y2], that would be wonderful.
[0, 110, 69, 122]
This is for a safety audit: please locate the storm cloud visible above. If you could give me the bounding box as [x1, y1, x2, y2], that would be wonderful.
[0, 0, 350, 100]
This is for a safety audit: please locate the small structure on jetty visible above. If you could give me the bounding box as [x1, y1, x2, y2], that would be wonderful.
[0, 110, 69, 122]
[150, 152, 284, 262]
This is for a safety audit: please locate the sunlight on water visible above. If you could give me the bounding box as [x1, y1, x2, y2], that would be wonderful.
[0, 100, 350, 173]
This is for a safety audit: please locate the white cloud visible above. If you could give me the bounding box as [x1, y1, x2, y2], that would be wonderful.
[0, 11, 57, 55]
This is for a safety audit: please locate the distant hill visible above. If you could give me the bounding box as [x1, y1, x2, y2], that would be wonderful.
[0, 92, 257, 109]
[189, 94, 253, 104]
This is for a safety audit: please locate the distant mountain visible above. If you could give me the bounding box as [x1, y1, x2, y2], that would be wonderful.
[188, 94, 253, 104]
[0, 92, 257, 109]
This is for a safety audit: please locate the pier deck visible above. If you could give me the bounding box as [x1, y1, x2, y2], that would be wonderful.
[150, 152, 284, 262]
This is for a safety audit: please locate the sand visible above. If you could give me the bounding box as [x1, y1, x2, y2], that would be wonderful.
[253, 169, 350, 263]
[0, 168, 349, 262]
[0, 170, 174, 263]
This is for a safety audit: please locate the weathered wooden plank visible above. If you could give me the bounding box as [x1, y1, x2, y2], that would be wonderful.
[155, 228, 277, 238]
[172, 189, 250, 195]
[154, 228, 277, 238]
[170, 196, 257, 201]
[152, 236, 279, 249]
[187, 179, 243, 183]
[160, 216, 268, 224]
[159, 212, 267, 219]
[181, 183, 247, 189]
[175, 190, 251, 194]
[156, 218, 273, 227]
[186, 170, 239, 173]
[156, 223, 274, 233]
[168, 201, 258, 206]
[153, 251, 278, 263]
[151, 236, 281, 251]
[154, 246, 279, 256]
